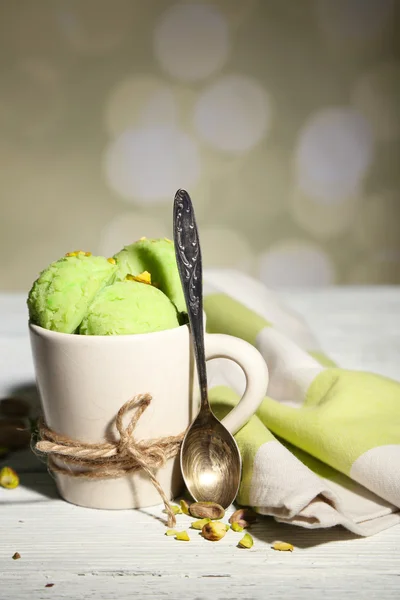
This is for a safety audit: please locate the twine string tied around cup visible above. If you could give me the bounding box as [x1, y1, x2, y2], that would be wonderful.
[34, 393, 186, 528]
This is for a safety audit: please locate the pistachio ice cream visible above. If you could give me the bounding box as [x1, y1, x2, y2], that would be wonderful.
[27, 239, 185, 335]
[79, 279, 180, 336]
[27, 252, 117, 333]
[114, 237, 186, 314]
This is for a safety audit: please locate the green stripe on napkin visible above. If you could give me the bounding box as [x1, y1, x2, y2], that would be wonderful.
[204, 293, 270, 346]
[261, 369, 400, 472]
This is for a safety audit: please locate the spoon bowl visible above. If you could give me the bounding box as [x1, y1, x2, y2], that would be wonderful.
[180, 410, 242, 507]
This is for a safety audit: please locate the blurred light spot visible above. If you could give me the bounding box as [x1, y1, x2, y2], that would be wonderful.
[259, 241, 335, 287]
[154, 3, 230, 82]
[201, 228, 255, 273]
[99, 213, 169, 257]
[105, 76, 178, 137]
[351, 63, 400, 142]
[104, 126, 201, 204]
[290, 189, 362, 240]
[194, 75, 271, 153]
[316, 0, 395, 42]
[295, 107, 374, 203]
[354, 191, 400, 252]
[57, 0, 133, 54]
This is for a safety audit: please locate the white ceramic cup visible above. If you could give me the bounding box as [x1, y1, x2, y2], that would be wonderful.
[29, 322, 269, 510]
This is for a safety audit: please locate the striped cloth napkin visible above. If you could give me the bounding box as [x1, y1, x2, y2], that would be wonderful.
[203, 270, 400, 536]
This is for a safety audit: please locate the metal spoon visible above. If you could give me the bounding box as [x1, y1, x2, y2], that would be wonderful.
[173, 189, 242, 508]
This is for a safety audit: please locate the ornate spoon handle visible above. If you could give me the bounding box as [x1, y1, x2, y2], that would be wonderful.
[173, 189, 209, 410]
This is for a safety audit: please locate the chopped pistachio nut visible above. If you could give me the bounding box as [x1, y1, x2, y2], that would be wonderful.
[175, 531, 190, 541]
[238, 533, 253, 549]
[163, 504, 181, 515]
[272, 541, 294, 552]
[231, 522, 244, 533]
[229, 508, 257, 529]
[225, 524, 230, 531]
[180, 499, 190, 515]
[189, 501, 225, 520]
[201, 521, 227, 542]
[107, 257, 116, 265]
[0, 466, 19, 489]
[191, 518, 211, 530]
[165, 529, 178, 536]
[65, 250, 89, 257]
[136, 271, 151, 284]
[125, 271, 152, 285]
[12, 552, 21, 560]
[139, 237, 147, 241]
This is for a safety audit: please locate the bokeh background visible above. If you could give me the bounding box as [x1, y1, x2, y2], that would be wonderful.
[1, 0, 400, 291]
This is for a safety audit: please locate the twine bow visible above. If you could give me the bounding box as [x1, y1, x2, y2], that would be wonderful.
[35, 394, 185, 527]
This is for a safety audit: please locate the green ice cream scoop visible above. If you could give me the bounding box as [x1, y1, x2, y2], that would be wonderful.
[28, 253, 117, 333]
[79, 279, 180, 336]
[114, 238, 186, 314]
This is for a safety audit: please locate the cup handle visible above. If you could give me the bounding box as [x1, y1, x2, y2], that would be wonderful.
[204, 333, 269, 435]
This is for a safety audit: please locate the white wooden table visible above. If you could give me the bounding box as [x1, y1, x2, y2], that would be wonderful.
[1, 289, 400, 600]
